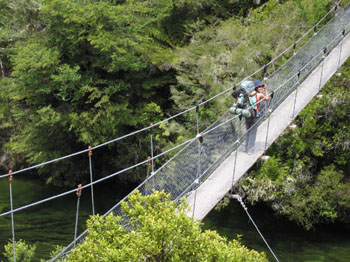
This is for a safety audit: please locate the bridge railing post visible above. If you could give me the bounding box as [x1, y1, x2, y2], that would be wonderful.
[292, 70, 301, 119]
[74, 184, 82, 248]
[9, 170, 16, 262]
[263, 108, 273, 153]
[150, 123, 155, 176]
[88, 146, 95, 216]
[318, 47, 328, 91]
[191, 103, 202, 219]
[231, 141, 239, 188]
[337, 29, 346, 69]
[192, 131, 203, 219]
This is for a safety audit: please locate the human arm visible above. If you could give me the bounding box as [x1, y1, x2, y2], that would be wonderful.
[263, 85, 270, 101]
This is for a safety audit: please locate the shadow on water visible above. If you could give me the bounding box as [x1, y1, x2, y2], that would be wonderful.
[202, 201, 350, 262]
[0, 174, 136, 261]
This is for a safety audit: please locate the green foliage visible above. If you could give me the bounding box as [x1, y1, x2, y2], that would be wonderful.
[0, 0, 343, 186]
[66, 190, 268, 262]
[235, 58, 350, 229]
[4, 0, 251, 185]
[169, 0, 339, 143]
[2, 239, 36, 262]
[295, 0, 334, 24]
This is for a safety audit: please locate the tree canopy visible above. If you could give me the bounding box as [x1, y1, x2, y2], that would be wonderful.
[0, 0, 346, 188]
[234, 58, 350, 229]
[66, 190, 268, 262]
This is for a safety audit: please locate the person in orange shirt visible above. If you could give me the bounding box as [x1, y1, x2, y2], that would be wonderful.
[245, 80, 270, 154]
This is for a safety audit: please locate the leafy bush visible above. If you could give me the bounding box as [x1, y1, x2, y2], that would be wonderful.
[235, 58, 350, 229]
[66, 190, 268, 262]
[2, 239, 36, 262]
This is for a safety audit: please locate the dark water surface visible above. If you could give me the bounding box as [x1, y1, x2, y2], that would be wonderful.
[0, 176, 131, 261]
[202, 201, 350, 262]
[2, 177, 350, 262]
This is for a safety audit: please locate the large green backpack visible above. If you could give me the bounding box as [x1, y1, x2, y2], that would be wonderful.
[229, 80, 255, 118]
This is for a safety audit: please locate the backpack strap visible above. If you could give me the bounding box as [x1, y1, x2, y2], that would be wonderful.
[248, 91, 260, 112]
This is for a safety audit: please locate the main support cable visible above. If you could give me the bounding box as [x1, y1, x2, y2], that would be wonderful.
[1, 23, 348, 218]
[0, 135, 198, 218]
[229, 194, 280, 262]
[0, 2, 341, 180]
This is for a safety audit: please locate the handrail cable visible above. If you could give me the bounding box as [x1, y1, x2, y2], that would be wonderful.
[0, 135, 197, 218]
[0, 2, 340, 179]
[51, 3, 349, 260]
[1, 21, 346, 218]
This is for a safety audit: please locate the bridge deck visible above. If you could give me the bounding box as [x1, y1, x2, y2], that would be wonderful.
[186, 31, 350, 221]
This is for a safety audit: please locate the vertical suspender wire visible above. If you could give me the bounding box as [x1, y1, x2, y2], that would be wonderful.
[337, 29, 345, 69]
[150, 124, 155, 190]
[74, 184, 82, 248]
[293, 42, 297, 56]
[9, 170, 16, 262]
[195, 104, 200, 135]
[146, 156, 152, 194]
[231, 141, 239, 189]
[263, 79, 273, 153]
[292, 71, 301, 119]
[230, 86, 239, 190]
[192, 104, 200, 219]
[150, 124, 155, 175]
[146, 156, 151, 179]
[318, 47, 327, 91]
[88, 146, 95, 216]
[263, 108, 272, 153]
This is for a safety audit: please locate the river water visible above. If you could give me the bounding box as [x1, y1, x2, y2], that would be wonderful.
[202, 201, 350, 262]
[1, 177, 350, 261]
[0, 176, 131, 261]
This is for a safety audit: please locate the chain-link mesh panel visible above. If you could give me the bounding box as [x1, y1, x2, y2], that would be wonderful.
[51, 5, 350, 261]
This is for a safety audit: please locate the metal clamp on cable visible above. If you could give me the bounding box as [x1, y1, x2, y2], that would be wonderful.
[76, 184, 82, 198]
[196, 132, 204, 143]
[9, 170, 13, 184]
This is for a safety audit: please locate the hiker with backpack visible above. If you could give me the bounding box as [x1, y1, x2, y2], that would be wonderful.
[245, 80, 270, 154]
[230, 80, 270, 154]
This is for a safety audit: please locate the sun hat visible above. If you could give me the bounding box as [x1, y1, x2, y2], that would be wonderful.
[254, 80, 264, 88]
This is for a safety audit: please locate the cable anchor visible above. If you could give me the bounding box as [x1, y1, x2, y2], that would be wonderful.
[76, 184, 82, 198]
[263, 64, 268, 80]
[323, 47, 327, 59]
[88, 146, 92, 158]
[150, 123, 153, 135]
[196, 132, 204, 143]
[293, 42, 297, 55]
[9, 170, 13, 184]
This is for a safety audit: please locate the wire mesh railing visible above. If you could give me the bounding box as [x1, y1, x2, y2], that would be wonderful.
[0, 2, 342, 181]
[1, 2, 349, 261]
[48, 4, 350, 261]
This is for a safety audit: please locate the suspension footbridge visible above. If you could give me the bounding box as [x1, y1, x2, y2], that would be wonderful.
[1, 3, 350, 261]
[186, 25, 350, 220]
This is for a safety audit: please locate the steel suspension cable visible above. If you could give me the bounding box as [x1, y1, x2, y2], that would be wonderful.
[3, 25, 347, 218]
[230, 194, 280, 262]
[0, 135, 198, 218]
[0, 2, 341, 180]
